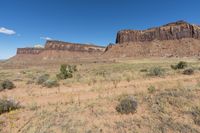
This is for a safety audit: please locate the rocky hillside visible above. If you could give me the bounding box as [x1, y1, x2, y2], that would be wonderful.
[116, 20, 200, 43]
[104, 21, 200, 57]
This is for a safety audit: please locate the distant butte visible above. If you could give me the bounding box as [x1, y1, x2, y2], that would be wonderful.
[5, 20, 200, 67]
[104, 21, 200, 58]
[17, 40, 105, 55]
[116, 20, 200, 43]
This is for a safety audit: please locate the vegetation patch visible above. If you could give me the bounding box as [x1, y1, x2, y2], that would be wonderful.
[0, 98, 20, 114]
[140, 68, 148, 72]
[0, 80, 15, 91]
[57, 64, 77, 80]
[171, 61, 188, 70]
[183, 68, 194, 75]
[147, 67, 165, 77]
[36, 74, 50, 85]
[116, 95, 138, 114]
[147, 85, 156, 93]
[43, 79, 59, 88]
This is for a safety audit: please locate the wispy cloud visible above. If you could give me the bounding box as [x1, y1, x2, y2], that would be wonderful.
[40, 36, 52, 40]
[0, 27, 16, 35]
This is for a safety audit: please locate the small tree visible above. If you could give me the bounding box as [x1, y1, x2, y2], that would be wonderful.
[57, 64, 77, 80]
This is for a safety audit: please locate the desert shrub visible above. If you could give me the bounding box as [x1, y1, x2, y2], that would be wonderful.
[140, 68, 148, 72]
[116, 96, 138, 114]
[57, 64, 77, 80]
[171, 61, 188, 70]
[0, 80, 15, 91]
[0, 98, 20, 114]
[36, 74, 49, 85]
[148, 67, 164, 76]
[43, 79, 59, 88]
[148, 85, 156, 93]
[183, 68, 194, 75]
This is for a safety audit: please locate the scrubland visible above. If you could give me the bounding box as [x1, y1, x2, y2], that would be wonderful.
[0, 58, 200, 133]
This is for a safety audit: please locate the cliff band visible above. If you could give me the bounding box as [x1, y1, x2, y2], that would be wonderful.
[104, 21, 200, 57]
[116, 21, 200, 43]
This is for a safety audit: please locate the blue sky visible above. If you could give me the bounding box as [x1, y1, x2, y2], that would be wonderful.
[0, 0, 200, 59]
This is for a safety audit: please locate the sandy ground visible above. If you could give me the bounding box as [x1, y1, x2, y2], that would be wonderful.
[0, 58, 200, 133]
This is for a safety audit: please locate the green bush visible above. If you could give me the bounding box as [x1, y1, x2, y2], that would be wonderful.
[0, 80, 15, 91]
[148, 67, 164, 76]
[43, 79, 59, 88]
[171, 61, 188, 70]
[116, 96, 138, 114]
[36, 74, 49, 85]
[148, 85, 156, 93]
[183, 68, 194, 75]
[0, 98, 20, 114]
[57, 64, 77, 80]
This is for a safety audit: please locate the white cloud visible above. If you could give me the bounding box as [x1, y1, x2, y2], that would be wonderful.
[0, 27, 16, 35]
[34, 44, 44, 48]
[40, 36, 52, 40]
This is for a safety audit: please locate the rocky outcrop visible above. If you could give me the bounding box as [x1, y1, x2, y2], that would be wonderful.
[44, 40, 105, 52]
[16, 40, 105, 55]
[116, 21, 200, 43]
[17, 48, 44, 54]
[103, 21, 200, 58]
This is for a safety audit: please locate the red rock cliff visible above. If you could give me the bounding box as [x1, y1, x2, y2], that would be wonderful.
[17, 48, 44, 54]
[16, 40, 105, 55]
[116, 21, 200, 43]
[44, 40, 105, 52]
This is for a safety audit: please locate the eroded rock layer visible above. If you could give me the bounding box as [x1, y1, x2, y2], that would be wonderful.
[103, 21, 200, 58]
[116, 21, 200, 43]
[17, 48, 44, 54]
[16, 40, 105, 55]
[44, 40, 105, 52]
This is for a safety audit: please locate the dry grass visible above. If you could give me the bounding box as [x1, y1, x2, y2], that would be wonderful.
[0, 58, 200, 133]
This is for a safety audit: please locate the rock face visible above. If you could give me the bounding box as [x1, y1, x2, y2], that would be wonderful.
[103, 21, 200, 58]
[17, 48, 44, 54]
[16, 40, 105, 55]
[44, 40, 105, 52]
[116, 21, 200, 44]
